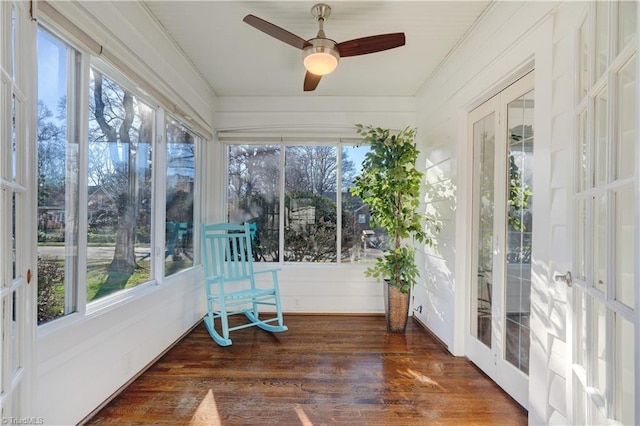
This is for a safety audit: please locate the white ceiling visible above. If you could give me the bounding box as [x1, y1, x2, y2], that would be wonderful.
[142, 1, 492, 98]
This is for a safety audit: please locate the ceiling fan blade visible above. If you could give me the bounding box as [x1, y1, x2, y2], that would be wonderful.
[304, 72, 322, 92]
[243, 14, 310, 50]
[336, 33, 405, 57]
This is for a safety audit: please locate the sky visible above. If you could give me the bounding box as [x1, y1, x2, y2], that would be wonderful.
[37, 28, 68, 119]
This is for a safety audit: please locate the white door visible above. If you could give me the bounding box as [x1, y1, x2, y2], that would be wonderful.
[466, 72, 534, 408]
[0, 1, 33, 418]
[569, 3, 638, 424]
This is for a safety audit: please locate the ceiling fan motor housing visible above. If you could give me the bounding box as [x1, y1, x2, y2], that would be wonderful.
[311, 3, 331, 21]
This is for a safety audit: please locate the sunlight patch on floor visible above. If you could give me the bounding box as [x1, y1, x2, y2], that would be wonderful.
[400, 368, 445, 391]
[294, 404, 314, 426]
[189, 389, 222, 425]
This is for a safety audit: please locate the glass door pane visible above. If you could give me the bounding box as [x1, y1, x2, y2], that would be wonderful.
[592, 194, 607, 293]
[472, 112, 496, 348]
[618, 1, 637, 51]
[594, 89, 608, 186]
[614, 187, 634, 308]
[616, 56, 636, 180]
[504, 90, 534, 374]
[595, 1, 609, 80]
[615, 313, 635, 424]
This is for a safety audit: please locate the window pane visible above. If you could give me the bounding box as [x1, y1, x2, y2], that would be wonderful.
[616, 55, 636, 180]
[341, 145, 387, 263]
[615, 187, 634, 308]
[228, 145, 281, 262]
[618, 0, 637, 52]
[87, 68, 154, 301]
[36, 28, 80, 324]
[284, 146, 337, 262]
[165, 119, 195, 275]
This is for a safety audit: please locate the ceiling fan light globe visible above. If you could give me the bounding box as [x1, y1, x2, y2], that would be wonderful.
[304, 52, 338, 75]
[302, 39, 339, 76]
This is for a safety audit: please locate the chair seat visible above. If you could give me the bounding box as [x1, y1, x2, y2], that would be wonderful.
[209, 287, 275, 300]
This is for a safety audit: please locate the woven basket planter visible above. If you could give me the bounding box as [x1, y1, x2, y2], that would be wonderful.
[384, 281, 410, 333]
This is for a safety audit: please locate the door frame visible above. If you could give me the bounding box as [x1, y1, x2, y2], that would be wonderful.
[464, 69, 538, 408]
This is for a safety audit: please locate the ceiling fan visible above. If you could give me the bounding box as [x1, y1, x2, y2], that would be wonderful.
[243, 3, 406, 92]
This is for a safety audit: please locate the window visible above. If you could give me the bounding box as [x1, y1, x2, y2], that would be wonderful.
[165, 119, 196, 275]
[226, 141, 382, 264]
[36, 23, 202, 324]
[284, 146, 338, 262]
[87, 67, 154, 301]
[36, 27, 81, 324]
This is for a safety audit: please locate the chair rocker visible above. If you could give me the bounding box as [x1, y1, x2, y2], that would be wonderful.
[200, 223, 287, 346]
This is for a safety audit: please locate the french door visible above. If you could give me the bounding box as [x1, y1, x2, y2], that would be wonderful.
[467, 72, 534, 408]
[570, 2, 637, 424]
[0, 1, 33, 418]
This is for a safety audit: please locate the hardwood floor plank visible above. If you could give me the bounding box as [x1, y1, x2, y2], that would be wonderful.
[84, 315, 527, 425]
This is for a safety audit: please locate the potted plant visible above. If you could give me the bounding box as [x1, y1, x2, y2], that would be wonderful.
[350, 124, 437, 332]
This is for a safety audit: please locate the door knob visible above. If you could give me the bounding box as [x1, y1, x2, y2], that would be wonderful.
[554, 271, 572, 287]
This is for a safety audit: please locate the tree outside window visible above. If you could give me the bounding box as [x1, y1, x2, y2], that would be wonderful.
[86, 68, 154, 300]
[227, 142, 382, 263]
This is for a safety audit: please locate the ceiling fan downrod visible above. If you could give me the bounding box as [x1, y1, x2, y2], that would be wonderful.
[311, 3, 331, 38]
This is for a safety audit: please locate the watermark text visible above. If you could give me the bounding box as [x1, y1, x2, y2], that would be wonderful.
[1, 418, 45, 425]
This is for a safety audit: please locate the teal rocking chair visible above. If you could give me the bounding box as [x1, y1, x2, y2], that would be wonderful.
[200, 223, 287, 346]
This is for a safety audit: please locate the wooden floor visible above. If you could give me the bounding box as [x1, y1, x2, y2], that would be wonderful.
[84, 315, 527, 425]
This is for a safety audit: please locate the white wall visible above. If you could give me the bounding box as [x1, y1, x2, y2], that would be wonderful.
[35, 2, 216, 424]
[412, 0, 588, 424]
[214, 95, 415, 132]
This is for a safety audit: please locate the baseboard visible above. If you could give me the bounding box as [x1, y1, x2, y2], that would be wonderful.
[411, 315, 450, 352]
[282, 312, 385, 317]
